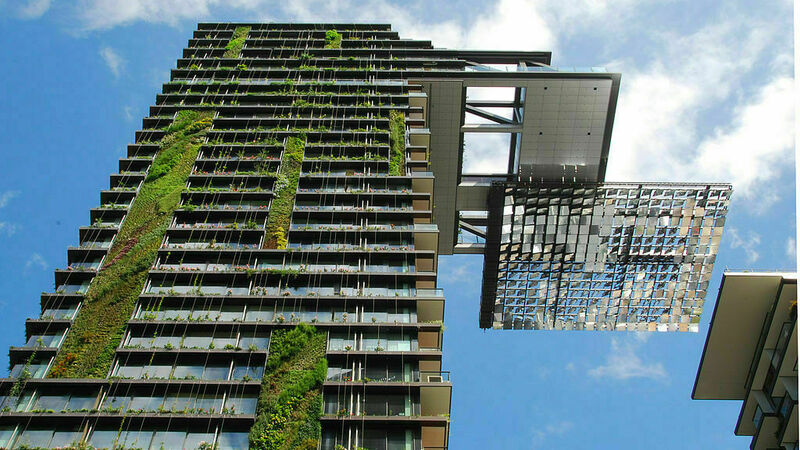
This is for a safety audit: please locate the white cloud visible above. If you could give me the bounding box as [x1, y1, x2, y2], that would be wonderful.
[0, 191, 19, 209]
[439, 256, 481, 283]
[99, 46, 124, 78]
[531, 421, 573, 448]
[25, 253, 47, 271]
[463, 133, 510, 174]
[76, 0, 270, 30]
[605, 19, 793, 205]
[18, 0, 50, 18]
[0, 222, 19, 237]
[786, 237, 796, 259]
[726, 227, 762, 264]
[124, 106, 134, 121]
[588, 335, 667, 381]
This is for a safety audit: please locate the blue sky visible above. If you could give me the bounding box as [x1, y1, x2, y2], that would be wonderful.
[0, 0, 795, 448]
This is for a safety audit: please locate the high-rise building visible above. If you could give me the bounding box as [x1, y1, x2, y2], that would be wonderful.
[693, 272, 797, 449]
[0, 22, 730, 449]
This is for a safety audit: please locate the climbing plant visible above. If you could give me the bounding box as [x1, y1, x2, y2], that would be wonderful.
[324, 29, 342, 49]
[48, 110, 213, 378]
[224, 26, 251, 59]
[389, 110, 406, 176]
[265, 135, 305, 249]
[249, 324, 327, 449]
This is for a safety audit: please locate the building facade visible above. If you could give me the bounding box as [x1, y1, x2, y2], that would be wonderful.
[0, 22, 732, 449]
[694, 272, 797, 449]
[0, 23, 454, 450]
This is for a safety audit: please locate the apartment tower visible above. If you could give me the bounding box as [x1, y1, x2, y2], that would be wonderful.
[0, 23, 455, 450]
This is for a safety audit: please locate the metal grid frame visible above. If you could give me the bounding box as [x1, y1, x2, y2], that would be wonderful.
[483, 181, 732, 331]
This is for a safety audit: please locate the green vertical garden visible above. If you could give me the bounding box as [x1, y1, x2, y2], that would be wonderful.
[224, 26, 251, 58]
[249, 324, 327, 449]
[265, 135, 305, 249]
[389, 110, 406, 176]
[48, 110, 213, 378]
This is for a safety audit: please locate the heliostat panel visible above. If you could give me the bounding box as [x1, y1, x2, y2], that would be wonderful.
[481, 182, 732, 331]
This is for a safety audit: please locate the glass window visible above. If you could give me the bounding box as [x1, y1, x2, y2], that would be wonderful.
[16, 429, 55, 448]
[0, 426, 16, 448]
[151, 431, 186, 449]
[173, 365, 204, 380]
[34, 394, 69, 411]
[362, 429, 387, 450]
[113, 364, 143, 378]
[211, 331, 238, 348]
[162, 308, 193, 320]
[225, 395, 257, 414]
[103, 395, 130, 412]
[363, 311, 388, 323]
[182, 332, 212, 349]
[324, 393, 342, 415]
[202, 364, 230, 380]
[66, 395, 96, 411]
[232, 363, 263, 380]
[217, 305, 244, 321]
[51, 430, 82, 448]
[328, 334, 353, 351]
[151, 335, 182, 348]
[185, 432, 216, 449]
[387, 430, 413, 450]
[753, 405, 764, 429]
[326, 366, 353, 381]
[118, 430, 153, 449]
[143, 364, 172, 379]
[129, 396, 162, 412]
[365, 365, 387, 382]
[163, 393, 193, 412]
[239, 335, 269, 350]
[194, 394, 222, 413]
[386, 394, 406, 416]
[13, 392, 34, 412]
[89, 430, 118, 449]
[245, 307, 274, 322]
[218, 431, 249, 450]
[364, 396, 385, 416]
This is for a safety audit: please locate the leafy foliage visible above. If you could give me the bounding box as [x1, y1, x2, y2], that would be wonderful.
[389, 110, 406, 176]
[324, 29, 342, 49]
[224, 26, 251, 58]
[48, 110, 213, 378]
[265, 136, 305, 249]
[249, 324, 327, 449]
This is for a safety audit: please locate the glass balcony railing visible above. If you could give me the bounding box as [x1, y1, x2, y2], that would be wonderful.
[287, 243, 414, 251]
[146, 285, 250, 296]
[156, 263, 416, 274]
[66, 261, 101, 270]
[162, 241, 260, 250]
[290, 223, 436, 233]
[295, 205, 413, 212]
[328, 338, 418, 352]
[23, 333, 66, 348]
[55, 283, 89, 294]
[41, 307, 78, 321]
[297, 187, 412, 194]
[79, 240, 113, 249]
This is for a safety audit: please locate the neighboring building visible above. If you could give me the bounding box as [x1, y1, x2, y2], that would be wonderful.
[0, 23, 731, 449]
[693, 272, 797, 450]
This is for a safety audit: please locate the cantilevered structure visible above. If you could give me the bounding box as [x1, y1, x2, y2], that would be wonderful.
[0, 22, 731, 450]
[693, 272, 797, 449]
